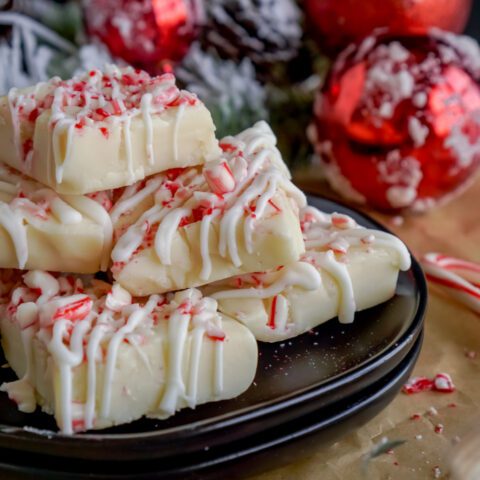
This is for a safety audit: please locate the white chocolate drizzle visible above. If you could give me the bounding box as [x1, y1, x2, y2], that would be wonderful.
[0, 202, 28, 269]
[6, 66, 198, 186]
[211, 205, 411, 330]
[173, 103, 186, 163]
[111, 122, 306, 280]
[211, 262, 321, 300]
[141, 92, 154, 164]
[62, 194, 113, 271]
[0, 165, 112, 271]
[0, 272, 226, 434]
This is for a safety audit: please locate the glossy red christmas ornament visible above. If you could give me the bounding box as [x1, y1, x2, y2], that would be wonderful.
[304, 0, 473, 53]
[83, 0, 200, 73]
[309, 31, 480, 212]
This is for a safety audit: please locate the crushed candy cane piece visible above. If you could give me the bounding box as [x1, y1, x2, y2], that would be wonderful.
[433, 466, 442, 478]
[434, 423, 444, 434]
[105, 284, 132, 312]
[331, 212, 357, 229]
[203, 159, 236, 195]
[433, 373, 455, 393]
[403, 373, 456, 395]
[402, 376, 434, 394]
[428, 406, 439, 416]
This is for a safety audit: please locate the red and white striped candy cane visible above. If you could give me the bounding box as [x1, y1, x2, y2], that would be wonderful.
[421, 253, 480, 314]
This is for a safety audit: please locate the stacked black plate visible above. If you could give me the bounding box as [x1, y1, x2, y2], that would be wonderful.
[0, 196, 427, 479]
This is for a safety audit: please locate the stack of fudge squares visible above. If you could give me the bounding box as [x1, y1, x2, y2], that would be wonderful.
[0, 65, 411, 434]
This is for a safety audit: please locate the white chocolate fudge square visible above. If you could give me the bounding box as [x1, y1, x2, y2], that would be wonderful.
[0, 164, 112, 273]
[0, 272, 258, 434]
[0, 65, 220, 195]
[110, 122, 306, 296]
[205, 206, 411, 342]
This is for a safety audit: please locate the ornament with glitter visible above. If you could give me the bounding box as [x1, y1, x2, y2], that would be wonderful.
[201, 0, 302, 67]
[309, 30, 480, 212]
[83, 0, 201, 73]
[304, 0, 473, 54]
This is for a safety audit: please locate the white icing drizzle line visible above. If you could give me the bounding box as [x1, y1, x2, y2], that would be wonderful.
[0, 273, 227, 433]
[141, 93, 154, 165]
[243, 176, 277, 254]
[313, 250, 356, 324]
[61, 195, 113, 271]
[199, 209, 221, 280]
[109, 176, 163, 226]
[7, 87, 22, 163]
[100, 296, 158, 418]
[421, 252, 480, 314]
[155, 207, 190, 265]
[123, 115, 134, 181]
[211, 262, 321, 300]
[0, 202, 28, 268]
[110, 169, 201, 264]
[84, 322, 107, 430]
[48, 318, 91, 434]
[173, 103, 186, 164]
[35, 189, 82, 225]
[158, 307, 191, 415]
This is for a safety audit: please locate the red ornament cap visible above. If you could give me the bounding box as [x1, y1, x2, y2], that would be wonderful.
[310, 30, 480, 212]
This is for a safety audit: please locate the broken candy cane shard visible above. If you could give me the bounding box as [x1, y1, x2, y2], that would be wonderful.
[425, 253, 480, 274]
[433, 373, 455, 393]
[53, 296, 93, 321]
[403, 373, 456, 394]
[203, 159, 236, 195]
[421, 253, 480, 313]
[402, 376, 434, 394]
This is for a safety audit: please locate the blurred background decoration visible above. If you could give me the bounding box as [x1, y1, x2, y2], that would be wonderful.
[0, 0, 478, 213]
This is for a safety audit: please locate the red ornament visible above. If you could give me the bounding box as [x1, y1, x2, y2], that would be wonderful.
[309, 31, 480, 212]
[304, 0, 473, 53]
[83, 0, 200, 73]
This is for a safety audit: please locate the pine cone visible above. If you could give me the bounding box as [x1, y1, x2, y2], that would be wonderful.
[202, 0, 302, 66]
[176, 43, 268, 138]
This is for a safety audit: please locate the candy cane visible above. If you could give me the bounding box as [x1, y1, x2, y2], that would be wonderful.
[421, 252, 480, 314]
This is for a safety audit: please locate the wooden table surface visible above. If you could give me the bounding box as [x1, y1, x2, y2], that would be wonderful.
[248, 173, 480, 480]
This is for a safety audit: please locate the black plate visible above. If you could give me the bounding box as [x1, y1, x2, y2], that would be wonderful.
[0, 334, 424, 479]
[0, 196, 427, 466]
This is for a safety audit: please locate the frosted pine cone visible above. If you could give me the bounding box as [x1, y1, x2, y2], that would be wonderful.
[202, 0, 302, 66]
